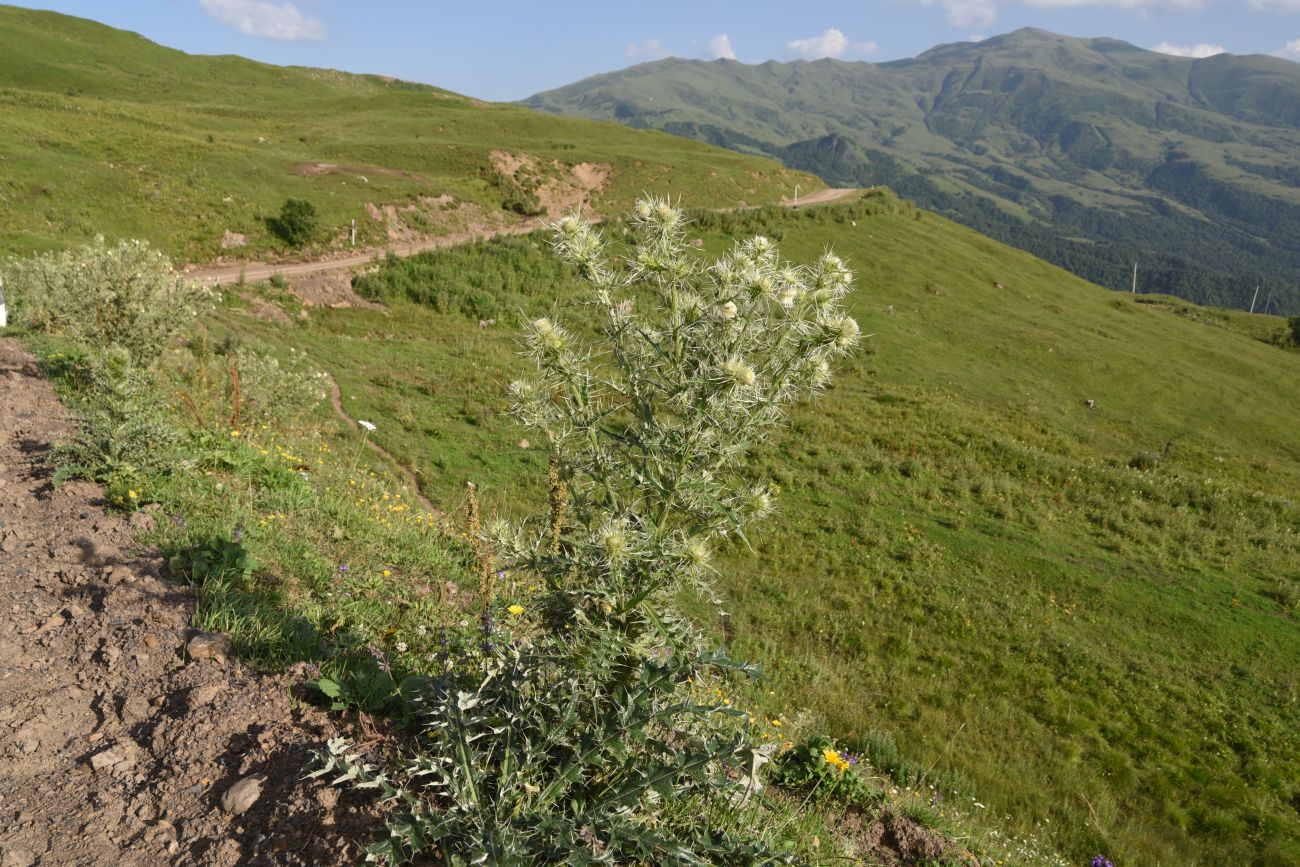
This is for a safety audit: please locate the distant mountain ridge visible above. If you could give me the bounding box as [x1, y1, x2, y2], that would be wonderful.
[525, 29, 1300, 314]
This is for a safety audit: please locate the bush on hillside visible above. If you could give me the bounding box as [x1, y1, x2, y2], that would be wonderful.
[2, 237, 213, 365]
[316, 197, 862, 863]
[1290, 315, 1300, 346]
[269, 197, 319, 247]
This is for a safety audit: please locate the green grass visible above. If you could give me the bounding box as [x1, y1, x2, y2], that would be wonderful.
[0, 5, 816, 261]
[226, 193, 1300, 865]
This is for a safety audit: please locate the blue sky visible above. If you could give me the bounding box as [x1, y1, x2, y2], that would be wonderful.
[10, 1, 1300, 100]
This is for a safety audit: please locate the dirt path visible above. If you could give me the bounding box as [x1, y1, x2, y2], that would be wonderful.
[325, 376, 441, 519]
[185, 189, 862, 287]
[779, 187, 860, 207]
[186, 219, 548, 287]
[0, 338, 377, 866]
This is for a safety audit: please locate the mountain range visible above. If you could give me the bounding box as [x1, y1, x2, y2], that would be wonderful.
[525, 29, 1300, 315]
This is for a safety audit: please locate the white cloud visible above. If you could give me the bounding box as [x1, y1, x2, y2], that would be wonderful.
[1151, 40, 1226, 57]
[709, 33, 737, 60]
[198, 0, 325, 41]
[911, 0, 1212, 27]
[1250, 0, 1300, 11]
[786, 28, 878, 59]
[1020, 0, 1205, 8]
[627, 38, 671, 62]
[911, 0, 999, 28]
[1275, 37, 1300, 58]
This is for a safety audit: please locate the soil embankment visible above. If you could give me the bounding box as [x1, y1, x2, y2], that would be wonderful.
[0, 338, 374, 866]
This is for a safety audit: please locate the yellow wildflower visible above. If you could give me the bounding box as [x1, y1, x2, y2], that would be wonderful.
[507, 604, 525, 616]
[127, 490, 138, 500]
[230, 430, 240, 437]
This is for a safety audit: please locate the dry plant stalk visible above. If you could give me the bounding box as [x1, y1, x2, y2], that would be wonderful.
[228, 360, 242, 430]
[547, 456, 568, 556]
[466, 482, 495, 605]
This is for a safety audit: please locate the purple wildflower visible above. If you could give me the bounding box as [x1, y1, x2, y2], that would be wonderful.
[1091, 857, 1115, 867]
[366, 643, 391, 674]
[338, 563, 348, 573]
[232, 523, 243, 543]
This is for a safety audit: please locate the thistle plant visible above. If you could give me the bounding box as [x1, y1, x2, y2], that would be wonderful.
[1, 237, 213, 365]
[317, 199, 860, 864]
[499, 196, 860, 640]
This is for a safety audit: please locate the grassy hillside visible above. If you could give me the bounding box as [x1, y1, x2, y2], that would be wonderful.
[524, 29, 1300, 315]
[225, 193, 1300, 864]
[0, 6, 815, 261]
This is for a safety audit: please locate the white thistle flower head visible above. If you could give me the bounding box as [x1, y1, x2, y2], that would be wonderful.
[777, 286, 798, 309]
[750, 236, 772, 255]
[634, 199, 654, 220]
[529, 317, 566, 351]
[721, 301, 738, 319]
[358, 420, 376, 432]
[602, 526, 629, 560]
[810, 359, 832, 388]
[556, 215, 584, 237]
[685, 539, 712, 568]
[721, 357, 756, 387]
[833, 316, 861, 350]
[749, 274, 774, 299]
[746, 486, 774, 518]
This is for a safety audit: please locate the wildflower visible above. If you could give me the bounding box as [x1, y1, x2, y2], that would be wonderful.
[127, 490, 138, 500]
[720, 301, 738, 319]
[822, 747, 850, 771]
[777, 286, 797, 309]
[395, 641, 408, 653]
[382, 569, 392, 577]
[230, 430, 240, 437]
[507, 604, 525, 616]
[338, 563, 348, 573]
[358, 420, 376, 432]
[1090, 859, 1115, 867]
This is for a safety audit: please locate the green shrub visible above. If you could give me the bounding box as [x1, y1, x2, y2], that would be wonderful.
[2, 237, 213, 365]
[52, 346, 182, 504]
[269, 198, 319, 247]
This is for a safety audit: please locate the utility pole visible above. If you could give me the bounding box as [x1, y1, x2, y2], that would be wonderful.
[1263, 289, 1274, 316]
[1131, 261, 1137, 294]
[1249, 284, 1260, 314]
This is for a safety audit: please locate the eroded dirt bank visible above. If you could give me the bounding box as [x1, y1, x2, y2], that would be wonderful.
[0, 338, 374, 866]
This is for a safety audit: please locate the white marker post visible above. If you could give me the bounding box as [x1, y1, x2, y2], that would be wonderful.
[0, 276, 7, 328]
[351, 219, 356, 247]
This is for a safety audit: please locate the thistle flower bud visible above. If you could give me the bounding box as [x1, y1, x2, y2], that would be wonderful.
[777, 286, 798, 309]
[746, 486, 774, 519]
[720, 301, 738, 319]
[529, 317, 566, 352]
[721, 357, 756, 387]
[684, 539, 712, 568]
[602, 526, 629, 560]
[821, 314, 860, 350]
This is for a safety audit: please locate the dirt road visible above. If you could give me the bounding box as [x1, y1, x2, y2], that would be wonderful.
[0, 338, 377, 866]
[185, 189, 861, 287]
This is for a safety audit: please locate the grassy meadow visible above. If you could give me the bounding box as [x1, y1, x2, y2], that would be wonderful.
[0, 6, 815, 261]
[219, 193, 1300, 865]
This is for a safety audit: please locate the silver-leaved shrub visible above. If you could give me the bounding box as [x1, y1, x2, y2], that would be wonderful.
[315, 198, 860, 865]
[3, 237, 213, 364]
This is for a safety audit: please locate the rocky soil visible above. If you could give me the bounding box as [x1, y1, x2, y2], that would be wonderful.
[0, 338, 378, 866]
